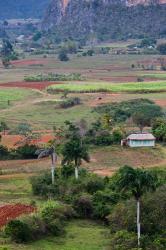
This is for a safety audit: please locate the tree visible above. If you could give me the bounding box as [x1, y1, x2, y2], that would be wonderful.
[152, 118, 166, 142]
[116, 166, 158, 247]
[0, 39, 14, 68]
[15, 123, 32, 137]
[132, 104, 163, 132]
[36, 146, 57, 184]
[61, 124, 90, 179]
[157, 43, 166, 55]
[58, 49, 69, 61]
[0, 121, 8, 135]
[140, 38, 156, 48]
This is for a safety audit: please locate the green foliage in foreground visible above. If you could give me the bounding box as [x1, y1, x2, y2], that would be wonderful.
[47, 81, 166, 93]
[2, 167, 166, 249]
[2, 220, 109, 250]
[5, 201, 75, 243]
[24, 73, 83, 82]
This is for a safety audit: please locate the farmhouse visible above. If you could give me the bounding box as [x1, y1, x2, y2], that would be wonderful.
[126, 133, 156, 148]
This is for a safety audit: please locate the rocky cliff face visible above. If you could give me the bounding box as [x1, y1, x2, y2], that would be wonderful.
[42, 0, 166, 41]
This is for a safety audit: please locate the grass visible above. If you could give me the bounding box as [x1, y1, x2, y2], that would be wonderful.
[0, 88, 40, 109]
[143, 73, 166, 79]
[0, 93, 99, 129]
[0, 177, 32, 204]
[47, 80, 166, 93]
[0, 220, 109, 250]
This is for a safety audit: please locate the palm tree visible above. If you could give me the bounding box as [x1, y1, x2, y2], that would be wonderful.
[36, 146, 57, 184]
[61, 136, 90, 179]
[117, 165, 158, 247]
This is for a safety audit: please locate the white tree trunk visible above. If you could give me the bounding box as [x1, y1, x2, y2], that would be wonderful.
[75, 166, 79, 179]
[137, 200, 141, 247]
[51, 164, 55, 184]
[51, 152, 57, 184]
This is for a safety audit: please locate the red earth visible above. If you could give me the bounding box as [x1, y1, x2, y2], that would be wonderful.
[1, 133, 55, 149]
[0, 81, 62, 90]
[11, 59, 48, 66]
[0, 204, 36, 228]
[155, 99, 166, 107]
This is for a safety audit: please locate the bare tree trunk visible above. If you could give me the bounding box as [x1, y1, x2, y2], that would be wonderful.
[51, 152, 56, 184]
[137, 199, 141, 247]
[75, 166, 79, 179]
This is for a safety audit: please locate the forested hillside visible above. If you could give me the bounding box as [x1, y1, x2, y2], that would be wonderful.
[42, 0, 166, 41]
[0, 0, 49, 19]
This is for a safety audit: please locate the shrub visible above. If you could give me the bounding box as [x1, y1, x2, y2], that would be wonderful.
[59, 97, 81, 109]
[108, 230, 137, 250]
[107, 186, 166, 235]
[112, 128, 124, 143]
[137, 77, 144, 82]
[61, 164, 75, 178]
[0, 145, 9, 159]
[85, 175, 105, 194]
[58, 49, 69, 61]
[92, 190, 120, 219]
[73, 193, 93, 218]
[5, 220, 31, 243]
[157, 43, 166, 55]
[15, 144, 38, 159]
[22, 214, 46, 239]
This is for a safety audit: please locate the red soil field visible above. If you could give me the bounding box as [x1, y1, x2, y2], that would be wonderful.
[0, 204, 36, 228]
[0, 81, 59, 90]
[11, 59, 48, 66]
[1, 133, 55, 149]
[155, 99, 166, 107]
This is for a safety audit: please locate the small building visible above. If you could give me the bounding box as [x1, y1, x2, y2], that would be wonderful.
[126, 133, 155, 148]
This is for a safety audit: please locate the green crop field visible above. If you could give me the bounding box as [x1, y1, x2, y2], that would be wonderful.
[143, 73, 166, 79]
[0, 88, 40, 109]
[48, 80, 166, 93]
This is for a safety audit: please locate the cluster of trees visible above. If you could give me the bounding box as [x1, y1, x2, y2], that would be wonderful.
[0, 39, 18, 68]
[0, 144, 38, 160]
[5, 164, 165, 249]
[95, 98, 163, 134]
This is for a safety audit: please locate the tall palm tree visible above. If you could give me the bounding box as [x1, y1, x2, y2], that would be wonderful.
[61, 136, 90, 179]
[36, 146, 57, 184]
[117, 165, 158, 247]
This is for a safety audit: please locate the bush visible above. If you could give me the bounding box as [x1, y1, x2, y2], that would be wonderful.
[108, 230, 137, 250]
[22, 214, 46, 239]
[15, 144, 38, 159]
[157, 43, 166, 55]
[73, 193, 93, 218]
[59, 97, 81, 109]
[108, 185, 166, 236]
[112, 128, 124, 143]
[85, 175, 105, 194]
[92, 189, 120, 219]
[5, 220, 31, 243]
[61, 164, 75, 178]
[0, 145, 9, 159]
[58, 49, 69, 61]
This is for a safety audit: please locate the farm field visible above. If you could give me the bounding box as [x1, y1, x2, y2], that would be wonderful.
[47, 80, 166, 93]
[0, 40, 166, 249]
